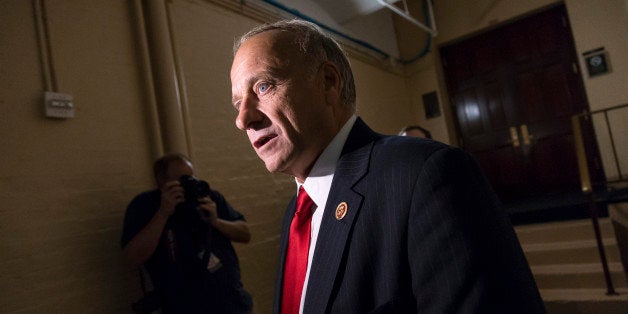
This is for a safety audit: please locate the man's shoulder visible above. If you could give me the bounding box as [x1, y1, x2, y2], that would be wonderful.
[130, 189, 160, 204]
[347, 118, 468, 167]
[121, 189, 161, 247]
[374, 135, 451, 161]
[126, 189, 160, 215]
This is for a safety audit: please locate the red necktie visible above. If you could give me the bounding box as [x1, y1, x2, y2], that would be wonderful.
[282, 186, 314, 314]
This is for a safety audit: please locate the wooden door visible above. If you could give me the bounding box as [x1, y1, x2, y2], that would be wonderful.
[440, 5, 600, 204]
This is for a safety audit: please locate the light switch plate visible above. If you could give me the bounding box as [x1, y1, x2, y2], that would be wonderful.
[45, 91, 74, 118]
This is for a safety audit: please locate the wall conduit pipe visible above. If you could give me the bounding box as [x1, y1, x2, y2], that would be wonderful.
[132, 0, 164, 158]
[142, 0, 189, 155]
[32, 0, 57, 92]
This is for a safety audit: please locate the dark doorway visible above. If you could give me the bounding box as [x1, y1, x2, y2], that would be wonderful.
[440, 4, 604, 219]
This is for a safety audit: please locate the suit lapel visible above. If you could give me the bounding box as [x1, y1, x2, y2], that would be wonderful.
[303, 118, 380, 312]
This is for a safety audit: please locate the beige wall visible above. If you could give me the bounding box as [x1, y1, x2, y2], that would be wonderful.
[566, 0, 628, 180]
[2, 0, 625, 312]
[351, 58, 413, 135]
[567, 0, 628, 110]
[1, 0, 156, 312]
[0, 0, 415, 312]
[402, 55, 453, 144]
[402, 0, 628, 174]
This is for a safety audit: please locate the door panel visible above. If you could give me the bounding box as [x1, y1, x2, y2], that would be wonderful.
[455, 89, 484, 137]
[485, 81, 509, 130]
[517, 71, 546, 123]
[441, 4, 597, 203]
[543, 64, 573, 118]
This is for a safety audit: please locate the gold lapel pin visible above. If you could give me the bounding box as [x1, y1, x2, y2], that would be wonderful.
[335, 202, 348, 220]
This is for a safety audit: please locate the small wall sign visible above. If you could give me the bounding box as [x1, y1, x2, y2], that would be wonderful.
[422, 91, 440, 119]
[583, 47, 611, 77]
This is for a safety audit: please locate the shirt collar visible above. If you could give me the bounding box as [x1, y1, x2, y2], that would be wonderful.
[296, 114, 357, 208]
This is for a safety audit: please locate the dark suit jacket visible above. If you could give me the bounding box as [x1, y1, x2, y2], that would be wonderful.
[273, 118, 545, 313]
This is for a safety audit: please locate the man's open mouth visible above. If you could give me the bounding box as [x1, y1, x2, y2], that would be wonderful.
[254, 135, 276, 149]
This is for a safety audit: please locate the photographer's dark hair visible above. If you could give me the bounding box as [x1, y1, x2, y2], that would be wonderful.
[153, 153, 192, 184]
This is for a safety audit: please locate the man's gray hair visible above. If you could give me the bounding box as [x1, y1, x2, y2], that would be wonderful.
[234, 19, 356, 110]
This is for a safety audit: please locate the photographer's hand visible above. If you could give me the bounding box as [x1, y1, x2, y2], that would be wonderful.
[197, 196, 218, 224]
[197, 197, 251, 243]
[159, 180, 184, 217]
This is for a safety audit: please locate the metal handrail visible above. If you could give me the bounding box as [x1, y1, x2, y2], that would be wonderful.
[571, 103, 628, 296]
[574, 103, 628, 185]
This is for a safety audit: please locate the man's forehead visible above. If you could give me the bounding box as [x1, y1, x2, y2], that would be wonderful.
[231, 32, 300, 82]
[237, 30, 301, 61]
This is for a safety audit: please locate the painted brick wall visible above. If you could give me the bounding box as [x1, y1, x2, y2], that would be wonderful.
[0, 0, 157, 312]
[0, 0, 414, 313]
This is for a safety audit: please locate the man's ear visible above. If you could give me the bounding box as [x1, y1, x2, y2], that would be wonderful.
[321, 62, 342, 104]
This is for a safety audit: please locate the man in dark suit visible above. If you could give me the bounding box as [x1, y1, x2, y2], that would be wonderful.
[230, 19, 545, 313]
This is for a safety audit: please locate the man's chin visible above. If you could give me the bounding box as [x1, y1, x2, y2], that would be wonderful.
[261, 158, 279, 173]
[262, 159, 290, 176]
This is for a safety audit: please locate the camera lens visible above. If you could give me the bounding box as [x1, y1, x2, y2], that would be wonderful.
[179, 175, 211, 204]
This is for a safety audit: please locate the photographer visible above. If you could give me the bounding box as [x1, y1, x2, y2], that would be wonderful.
[121, 153, 252, 313]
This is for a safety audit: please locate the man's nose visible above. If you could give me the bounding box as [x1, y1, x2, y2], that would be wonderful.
[235, 94, 263, 130]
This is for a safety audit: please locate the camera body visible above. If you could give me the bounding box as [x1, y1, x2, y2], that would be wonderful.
[179, 174, 213, 205]
[173, 175, 217, 226]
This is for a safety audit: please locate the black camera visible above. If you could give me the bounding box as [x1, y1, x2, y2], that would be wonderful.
[174, 175, 213, 226]
[179, 175, 212, 206]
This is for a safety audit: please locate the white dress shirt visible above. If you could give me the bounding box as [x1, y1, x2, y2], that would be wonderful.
[294, 114, 357, 313]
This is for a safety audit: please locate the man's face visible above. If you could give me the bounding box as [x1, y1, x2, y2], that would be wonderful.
[230, 31, 336, 180]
